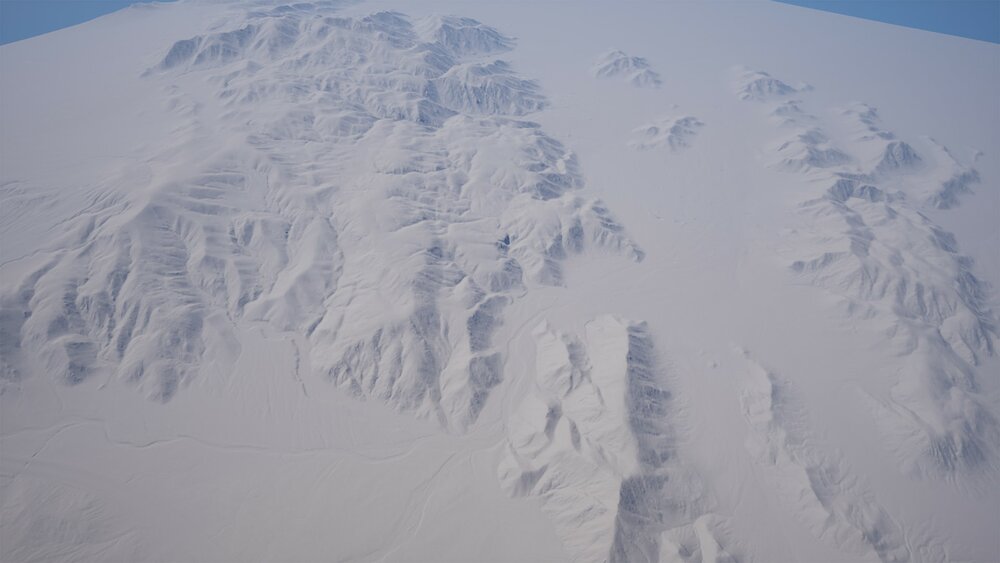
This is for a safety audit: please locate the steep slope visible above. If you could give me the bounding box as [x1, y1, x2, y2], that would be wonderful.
[1, 1, 998, 562]
[731, 67, 999, 477]
[3, 7, 642, 429]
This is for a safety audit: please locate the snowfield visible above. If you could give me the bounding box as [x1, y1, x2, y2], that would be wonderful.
[1, 1, 998, 562]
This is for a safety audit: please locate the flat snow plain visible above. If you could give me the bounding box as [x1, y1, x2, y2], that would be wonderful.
[1, 1, 998, 562]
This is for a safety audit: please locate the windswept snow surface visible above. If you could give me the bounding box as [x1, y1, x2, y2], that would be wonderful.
[2, 1, 999, 562]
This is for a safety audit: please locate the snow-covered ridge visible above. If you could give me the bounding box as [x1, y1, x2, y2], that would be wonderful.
[738, 68, 999, 477]
[415, 14, 515, 58]
[2, 2, 998, 561]
[592, 50, 662, 88]
[499, 317, 727, 563]
[153, 10, 525, 125]
[629, 115, 705, 152]
[734, 67, 809, 101]
[0, 8, 641, 430]
[772, 127, 851, 171]
[435, 60, 547, 116]
[734, 349, 911, 561]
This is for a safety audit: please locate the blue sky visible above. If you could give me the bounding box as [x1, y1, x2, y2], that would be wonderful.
[776, 0, 999, 43]
[1, 0, 998, 46]
[0, 0, 161, 45]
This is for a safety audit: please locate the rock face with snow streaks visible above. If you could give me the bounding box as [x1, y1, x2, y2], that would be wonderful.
[629, 116, 705, 152]
[1, 2, 998, 562]
[737, 67, 999, 478]
[593, 50, 663, 88]
[499, 317, 723, 563]
[1, 9, 641, 430]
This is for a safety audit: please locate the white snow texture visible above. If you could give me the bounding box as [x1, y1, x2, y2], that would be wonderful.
[1, 1, 998, 562]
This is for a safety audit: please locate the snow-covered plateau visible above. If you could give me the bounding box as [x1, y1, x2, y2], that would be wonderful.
[1, 1, 998, 562]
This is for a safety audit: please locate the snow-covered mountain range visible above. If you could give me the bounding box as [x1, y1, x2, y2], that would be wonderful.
[1, 1, 998, 561]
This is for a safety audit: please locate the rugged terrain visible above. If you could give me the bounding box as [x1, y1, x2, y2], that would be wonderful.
[1, 1, 998, 561]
